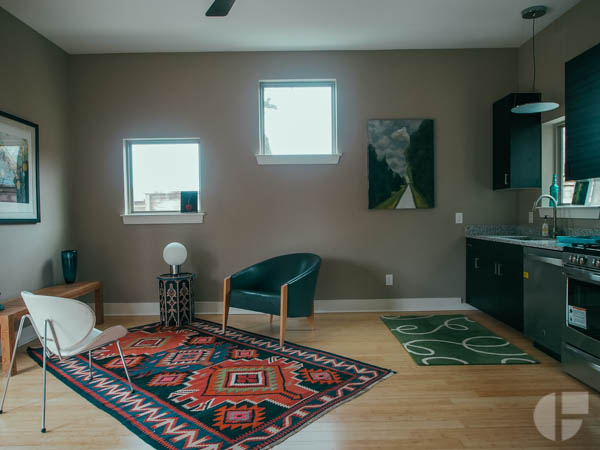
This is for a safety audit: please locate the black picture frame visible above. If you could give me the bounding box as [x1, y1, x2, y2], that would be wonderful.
[0, 111, 40, 223]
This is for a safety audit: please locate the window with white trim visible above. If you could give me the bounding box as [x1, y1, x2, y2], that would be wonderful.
[558, 123, 600, 206]
[123, 139, 201, 215]
[258, 80, 339, 164]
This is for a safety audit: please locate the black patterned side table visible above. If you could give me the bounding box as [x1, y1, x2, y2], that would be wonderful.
[157, 273, 195, 327]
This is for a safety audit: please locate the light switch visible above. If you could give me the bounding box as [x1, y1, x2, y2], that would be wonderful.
[455, 212, 463, 224]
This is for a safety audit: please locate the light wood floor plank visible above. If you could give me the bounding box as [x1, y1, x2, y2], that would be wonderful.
[0, 311, 598, 449]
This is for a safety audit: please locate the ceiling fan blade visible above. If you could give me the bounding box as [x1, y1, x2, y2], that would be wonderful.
[206, 0, 236, 17]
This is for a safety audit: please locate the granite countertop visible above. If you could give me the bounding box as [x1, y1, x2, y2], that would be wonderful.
[466, 234, 564, 251]
[464, 225, 564, 251]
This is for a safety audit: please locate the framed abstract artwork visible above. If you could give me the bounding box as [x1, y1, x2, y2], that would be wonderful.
[368, 119, 434, 209]
[0, 111, 40, 223]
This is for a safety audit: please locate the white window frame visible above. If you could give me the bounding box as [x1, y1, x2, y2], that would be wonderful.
[556, 122, 576, 205]
[257, 79, 341, 165]
[121, 138, 204, 225]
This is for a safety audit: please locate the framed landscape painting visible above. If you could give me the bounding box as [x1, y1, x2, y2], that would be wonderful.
[0, 111, 40, 223]
[368, 119, 434, 209]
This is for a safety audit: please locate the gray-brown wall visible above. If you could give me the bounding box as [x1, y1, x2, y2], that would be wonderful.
[68, 49, 518, 303]
[516, 0, 600, 225]
[7, 0, 596, 306]
[0, 9, 70, 300]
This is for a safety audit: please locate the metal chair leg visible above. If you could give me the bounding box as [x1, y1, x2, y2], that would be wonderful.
[116, 341, 133, 392]
[88, 351, 93, 381]
[0, 315, 29, 414]
[41, 320, 48, 433]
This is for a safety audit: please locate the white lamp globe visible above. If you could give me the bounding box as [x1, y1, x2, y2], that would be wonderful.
[163, 242, 187, 274]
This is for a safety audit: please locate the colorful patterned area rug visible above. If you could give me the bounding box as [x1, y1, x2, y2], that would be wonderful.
[28, 319, 393, 449]
[380, 314, 539, 365]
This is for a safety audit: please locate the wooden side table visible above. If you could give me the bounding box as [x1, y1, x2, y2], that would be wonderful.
[158, 273, 195, 327]
[0, 281, 104, 376]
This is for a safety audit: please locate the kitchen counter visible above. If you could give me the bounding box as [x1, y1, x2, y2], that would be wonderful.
[466, 234, 563, 251]
[464, 225, 564, 251]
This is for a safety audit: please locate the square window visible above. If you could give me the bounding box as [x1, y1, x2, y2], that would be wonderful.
[124, 139, 200, 214]
[259, 80, 337, 157]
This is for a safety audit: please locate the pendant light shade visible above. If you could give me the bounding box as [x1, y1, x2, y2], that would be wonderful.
[511, 101, 559, 114]
[512, 5, 559, 114]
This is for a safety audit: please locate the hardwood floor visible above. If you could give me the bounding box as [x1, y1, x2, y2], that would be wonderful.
[0, 311, 598, 449]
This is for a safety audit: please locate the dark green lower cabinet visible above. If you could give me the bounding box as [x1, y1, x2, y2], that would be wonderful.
[466, 238, 524, 331]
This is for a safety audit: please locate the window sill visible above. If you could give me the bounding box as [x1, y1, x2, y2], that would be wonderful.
[121, 212, 205, 225]
[537, 206, 600, 220]
[255, 154, 341, 165]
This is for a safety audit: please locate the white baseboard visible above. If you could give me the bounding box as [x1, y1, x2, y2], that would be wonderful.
[104, 297, 473, 316]
[0, 298, 473, 357]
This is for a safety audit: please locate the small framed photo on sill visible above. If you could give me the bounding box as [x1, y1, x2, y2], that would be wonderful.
[180, 191, 198, 213]
[572, 181, 590, 206]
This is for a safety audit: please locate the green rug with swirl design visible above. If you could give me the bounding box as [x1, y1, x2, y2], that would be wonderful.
[381, 314, 539, 365]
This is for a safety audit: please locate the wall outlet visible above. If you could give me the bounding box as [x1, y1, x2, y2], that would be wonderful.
[385, 274, 393, 286]
[455, 212, 463, 224]
[528, 211, 534, 223]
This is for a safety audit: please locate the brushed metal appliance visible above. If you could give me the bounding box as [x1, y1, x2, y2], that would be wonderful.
[562, 243, 600, 391]
[524, 248, 565, 359]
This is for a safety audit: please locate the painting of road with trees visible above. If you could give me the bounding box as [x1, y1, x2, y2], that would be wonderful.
[368, 119, 434, 209]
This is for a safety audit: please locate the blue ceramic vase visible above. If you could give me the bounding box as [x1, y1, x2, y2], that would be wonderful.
[61, 250, 78, 284]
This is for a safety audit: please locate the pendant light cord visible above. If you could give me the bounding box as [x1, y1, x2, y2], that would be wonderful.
[532, 17, 536, 92]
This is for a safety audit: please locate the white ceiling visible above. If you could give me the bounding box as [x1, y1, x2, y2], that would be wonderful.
[0, 0, 581, 54]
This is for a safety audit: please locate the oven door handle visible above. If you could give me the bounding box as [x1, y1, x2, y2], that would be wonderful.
[564, 266, 600, 284]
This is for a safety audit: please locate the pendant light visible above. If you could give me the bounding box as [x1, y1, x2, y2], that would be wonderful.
[511, 5, 559, 114]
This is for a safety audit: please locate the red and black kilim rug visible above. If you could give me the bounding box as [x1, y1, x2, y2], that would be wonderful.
[28, 319, 393, 449]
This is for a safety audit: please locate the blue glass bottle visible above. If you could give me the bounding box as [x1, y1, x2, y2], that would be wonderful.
[61, 250, 78, 284]
[550, 174, 559, 204]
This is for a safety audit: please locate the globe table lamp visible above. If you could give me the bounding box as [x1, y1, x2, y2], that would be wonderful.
[163, 242, 187, 275]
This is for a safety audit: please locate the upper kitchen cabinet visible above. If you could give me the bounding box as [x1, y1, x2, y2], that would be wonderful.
[492, 93, 541, 190]
[565, 42, 600, 181]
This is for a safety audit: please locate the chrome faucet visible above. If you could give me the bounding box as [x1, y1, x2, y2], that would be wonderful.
[532, 194, 558, 238]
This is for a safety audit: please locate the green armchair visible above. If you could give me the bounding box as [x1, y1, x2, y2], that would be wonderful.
[222, 253, 321, 346]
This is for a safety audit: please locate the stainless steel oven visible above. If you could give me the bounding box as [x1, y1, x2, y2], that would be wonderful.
[562, 248, 600, 391]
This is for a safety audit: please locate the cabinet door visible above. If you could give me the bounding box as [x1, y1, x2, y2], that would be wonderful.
[493, 93, 541, 190]
[565, 42, 600, 181]
[466, 240, 525, 331]
[466, 239, 495, 314]
[509, 110, 541, 188]
[493, 96, 511, 190]
[466, 240, 482, 308]
[493, 242, 524, 331]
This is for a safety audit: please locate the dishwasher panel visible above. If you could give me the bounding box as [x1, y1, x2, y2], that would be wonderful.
[523, 247, 566, 358]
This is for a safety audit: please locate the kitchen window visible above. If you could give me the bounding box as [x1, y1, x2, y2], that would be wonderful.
[122, 139, 203, 224]
[558, 124, 576, 204]
[558, 123, 600, 207]
[257, 80, 340, 165]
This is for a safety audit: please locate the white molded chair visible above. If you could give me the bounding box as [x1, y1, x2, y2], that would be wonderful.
[0, 291, 133, 433]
